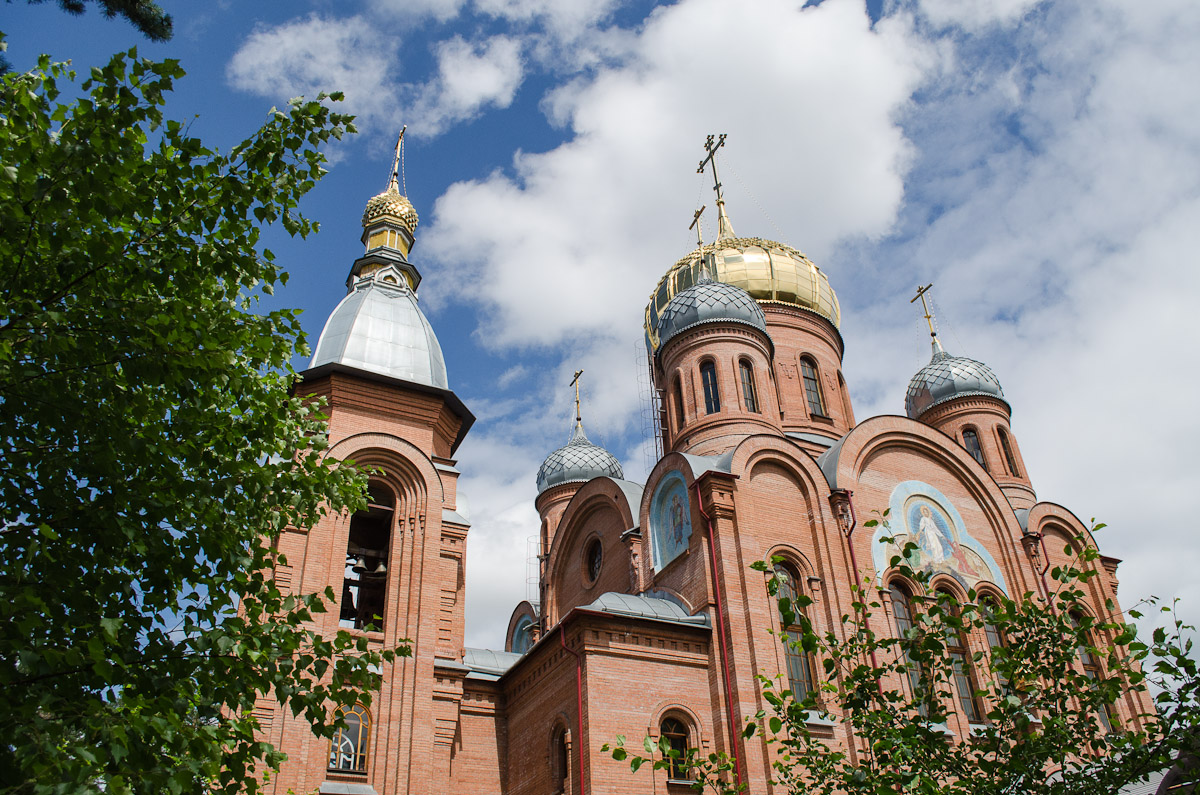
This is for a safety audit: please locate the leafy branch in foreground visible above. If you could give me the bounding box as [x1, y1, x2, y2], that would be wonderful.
[607, 514, 1198, 795]
[0, 50, 404, 794]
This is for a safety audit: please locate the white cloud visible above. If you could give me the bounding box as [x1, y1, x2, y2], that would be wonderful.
[227, 15, 401, 135]
[411, 35, 525, 137]
[918, 0, 1044, 31]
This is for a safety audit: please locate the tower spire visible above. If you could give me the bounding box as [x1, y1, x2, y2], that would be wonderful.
[388, 126, 407, 194]
[910, 283, 946, 357]
[698, 134, 735, 240]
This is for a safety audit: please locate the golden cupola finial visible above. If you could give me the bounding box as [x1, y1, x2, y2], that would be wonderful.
[361, 126, 419, 257]
[698, 133, 735, 240]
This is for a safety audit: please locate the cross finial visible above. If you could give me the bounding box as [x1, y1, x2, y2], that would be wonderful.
[569, 369, 584, 427]
[697, 134, 735, 240]
[388, 126, 407, 192]
[689, 205, 706, 247]
[910, 283, 945, 355]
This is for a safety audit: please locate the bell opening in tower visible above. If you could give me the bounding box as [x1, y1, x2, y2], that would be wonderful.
[339, 481, 394, 631]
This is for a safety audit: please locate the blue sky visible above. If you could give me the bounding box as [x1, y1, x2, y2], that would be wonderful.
[5, 0, 1199, 650]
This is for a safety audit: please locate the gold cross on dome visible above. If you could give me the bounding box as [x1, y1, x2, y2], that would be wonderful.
[569, 369, 584, 425]
[387, 125, 407, 191]
[910, 283, 938, 340]
[697, 134, 728, 203]
[690, 205, 706, 247]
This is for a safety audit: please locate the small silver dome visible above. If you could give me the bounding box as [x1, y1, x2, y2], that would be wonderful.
[905, 341, 1007, 419]
[655, 275, 768, 353]
[310, 266, 448, 389]
[536, 423, 624, 495]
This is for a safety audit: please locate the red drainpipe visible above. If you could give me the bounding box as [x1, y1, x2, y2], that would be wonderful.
[691, 477, 747, 791]
[560, 623, 587, 795]
[832, 489, 882, 693]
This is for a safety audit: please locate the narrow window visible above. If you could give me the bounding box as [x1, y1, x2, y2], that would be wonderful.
[939, 591, 983, 723]
[981, 597, 1010, 694]
[700, 361, 720, 414]
[739, 361, 759, 413]
[774, 564, 815, 700]
[328, 704, 371, 772]
[673, 377, 685, 427]
[553, 727, 569, 790]
[660, 717, 689, 781]
[1071, 612, 1115, 732]
[800, 357, 826, 417]
[340, 482, 393, 631]
[998, 428, 1020, 477]
[890, 584, 926, 716]
[962, 428, 987, 470]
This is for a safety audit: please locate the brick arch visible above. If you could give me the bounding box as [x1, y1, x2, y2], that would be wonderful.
[325, 431, 442, 507]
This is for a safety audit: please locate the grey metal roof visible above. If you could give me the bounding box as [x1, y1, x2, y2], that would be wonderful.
[815, 433, 850, 490]
[655, 276, 768, 352]
[583, 592, 710, 627]
[536, 423, 624, 494]
[905, 341, 1007, 419]
[462, 647, 523, 676]
[310, 268, 448, 390]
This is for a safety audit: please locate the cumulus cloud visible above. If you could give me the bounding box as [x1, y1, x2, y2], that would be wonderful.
[227, 15, 401, 134]
[410, 35, 525, 137]
[918, 0, 1045, 31]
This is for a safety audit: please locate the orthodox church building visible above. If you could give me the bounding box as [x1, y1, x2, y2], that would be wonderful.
[259, 138, 1150, 795]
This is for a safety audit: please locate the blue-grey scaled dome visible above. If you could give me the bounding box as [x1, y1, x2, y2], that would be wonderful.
[654, 275, 768, 352]
[536, 423, 623, 494]
[310, 267, 448, 389]
[905, 341, 1008, 419]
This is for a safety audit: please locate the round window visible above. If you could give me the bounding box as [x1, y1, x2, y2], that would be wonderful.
[585, 538, 603, 584]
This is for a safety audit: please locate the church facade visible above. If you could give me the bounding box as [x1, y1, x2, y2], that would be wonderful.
[256, 143, 1150, 795]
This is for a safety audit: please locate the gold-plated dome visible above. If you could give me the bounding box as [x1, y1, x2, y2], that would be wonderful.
[362, 181, 419, 236]
[644, 237, 840, 351]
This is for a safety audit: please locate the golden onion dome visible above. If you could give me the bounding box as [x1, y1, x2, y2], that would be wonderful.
[644, 236, 840, 352]
[362, 179, 420, 237]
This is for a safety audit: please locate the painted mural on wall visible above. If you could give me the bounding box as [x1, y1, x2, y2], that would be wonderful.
[650, 471, 692, 571]
[871, 481, 1008, 595]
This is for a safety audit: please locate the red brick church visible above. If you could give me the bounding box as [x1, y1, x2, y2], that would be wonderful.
[257, 140, 1151, 794]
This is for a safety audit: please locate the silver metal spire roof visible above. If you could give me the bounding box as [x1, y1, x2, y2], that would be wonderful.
[654, 273, 768, 353]
[904, 340, 1008, 419]
[535, 422, 624, 495]
[310, 266, 448, 389]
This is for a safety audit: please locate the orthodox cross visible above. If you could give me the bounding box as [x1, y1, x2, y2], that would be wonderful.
[570, 369, 584, 425]
[910, 283, 938, 340]
[388, 125, 408, 192]
[689, 205, 706, 247]
[697, 133, 728, 203]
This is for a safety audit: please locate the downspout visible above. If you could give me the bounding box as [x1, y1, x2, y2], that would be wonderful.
[560, 623, 587, 795]
[691, 477, 747, 791]
[832, 489, 882, 692]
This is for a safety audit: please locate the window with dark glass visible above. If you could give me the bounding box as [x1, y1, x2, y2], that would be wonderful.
[553, 727, 569, 790]
[999, 428, 1020, 477]
[328, 704, 370, 772]
[1071, 612, 1115, 732]
[939, 591, 983, 723]
[981, 596, 1010, 695]
[774, 564, 815, 700]
[673, 378, 685, 426]
[800, 358, 826, 417]
[585, 538, 603, 583]
[962, 428, 987, 470]
[739, 361, 759, 413]
[660, 717, 689, 781]
[700, 361, 720, 414]
[340, 482, 393, 631]
[890, 584, 927, 716]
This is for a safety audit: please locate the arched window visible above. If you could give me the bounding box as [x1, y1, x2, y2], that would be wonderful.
[962, 428, 987, 470]
[1070, 612, 1115, 732]
[739, 360, 759, 413]
[890, 584, 926, 716]
[939, 591, 982, 723]
[998, 428, 1020, 477]
[328, 704, 371, 772]
[981, 596, 1009, 694]
[660, 717, 689, 781]
[774, 564, 815, 700]
[340, 482, 393, 631]
[837, 371, 854, 426]
[673, 377, 685, 427]
[699, 360, 720, 414]
[552, 726, 569, 790]
[799, 357, 826, 418]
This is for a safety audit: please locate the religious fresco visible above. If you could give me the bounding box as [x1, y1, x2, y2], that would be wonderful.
[650, 471, 692, 571]
[870, 481, 1008, 595]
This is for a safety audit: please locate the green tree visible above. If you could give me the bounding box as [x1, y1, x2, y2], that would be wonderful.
[20, 0, 172, 41]
[0, 50, 403, 794]
[608, 517, 1198, 794]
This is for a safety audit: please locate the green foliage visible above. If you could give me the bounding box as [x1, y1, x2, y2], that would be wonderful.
[0, 51, 406, 793]
[23, 0, 173, 41]
[607, 516, 1198, 794]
